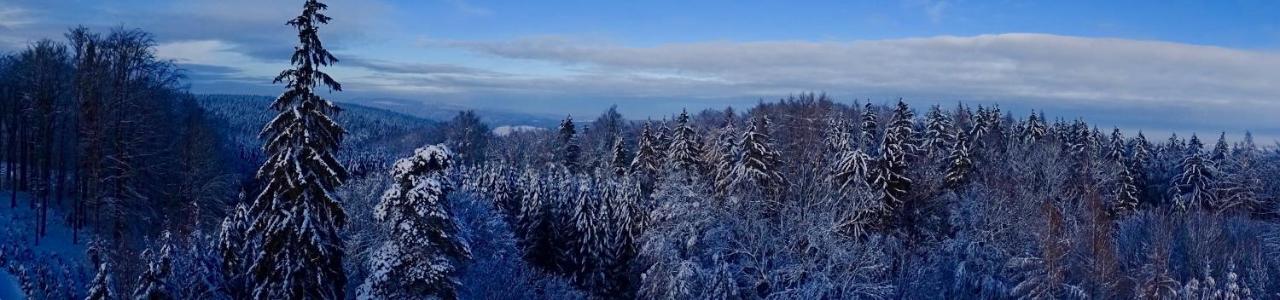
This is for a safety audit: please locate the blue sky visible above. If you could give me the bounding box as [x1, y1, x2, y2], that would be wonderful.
[2, 0, 1279, 141]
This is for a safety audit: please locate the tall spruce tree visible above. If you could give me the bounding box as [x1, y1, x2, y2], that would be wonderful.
[944, 129, 973, 189]
[610, 137, 629, 177]
[359, 145, 471, 299]
[860, 102, 879, 153]
[246, 0, 350, 297]
[1210, 132, 1229, 162]
[666, 109, 706, 178]
[922, 105, 954, 156]
[729, 115, 787, 199]
[1171, 134, 1217, 211]
[558, 115, 582, 173]
[872, 100, 916, 211]
[712, 112, 740, 197]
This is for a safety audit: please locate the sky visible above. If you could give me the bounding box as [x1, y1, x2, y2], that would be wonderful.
[1, 0, 1279, 142]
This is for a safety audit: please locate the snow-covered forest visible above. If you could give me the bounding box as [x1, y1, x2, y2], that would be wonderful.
[1, 0, 1280, 299]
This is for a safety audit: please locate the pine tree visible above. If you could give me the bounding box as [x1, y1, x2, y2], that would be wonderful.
[1105, 128, 1126, 165]
[729, 115, 787, 198]
[1113, 167, 1140, 217]
[666, 109, 706, 178]
[217, 203, 249, 289]
[922, 105, 954, 156]
[133, 232, 175, 300]
[831, 145, 873, 193]
[1025, 111, 1047, 143]
[944, 129, 973, 189]
[86, 261, 115, 300]
[712, 113, 740, 198]
[1171, 134, 1217, 211]
[609, 137, 629, 177]
[872, 100, 915, 211]
[516, 169, 556, 270]
[1210, 132, 1229, 162]
[359, 145, 472, 299]
[85, 239, 115, 300]
[559, 115, 582, 173]
[246, 0, 350, 298]
[631, 122, 662, 192]
[860, 102, 879, 153]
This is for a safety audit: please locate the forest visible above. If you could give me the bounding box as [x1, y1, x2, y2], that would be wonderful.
[1, 0, 1279, 299]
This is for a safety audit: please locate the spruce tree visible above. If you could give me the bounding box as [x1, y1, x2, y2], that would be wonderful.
[1171, 134, 1217, 211]
[1113, 167, 1140, 216]
[516, 170, 555, 270]
[666, 109, 706, 178]
[872, 100, 916, 210]
[132, 232, 175, 300]
[558, 115, 582, 173]
[922, 105, 954, 156]
[217, 203, 249, 292]
[1210, 132, 1229, 162]
[359, 145, 471, 299]
[609, 137, 629, 177]
[246, 0, 350, 297]
[712, 113, 740, 197]
[632, 122, 662, 185]
[729, 115, 787, 198]
[860, 102, 879, 153]
[85, 239, 115, 300]
[1025, 111, 1048, 143]
[944, 129, 973, 189]
[1105, 128, 1126, 165]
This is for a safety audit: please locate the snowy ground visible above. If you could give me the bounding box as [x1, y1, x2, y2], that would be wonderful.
[0, 193, 88, 299]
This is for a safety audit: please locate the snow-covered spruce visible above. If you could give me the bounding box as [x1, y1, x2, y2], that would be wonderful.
[359, 145, 472, 299]
[666, 109, 707, 179]
[245, 0, 351, 298]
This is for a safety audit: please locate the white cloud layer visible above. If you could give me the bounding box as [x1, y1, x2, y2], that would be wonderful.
[434, 34, 1280, 109]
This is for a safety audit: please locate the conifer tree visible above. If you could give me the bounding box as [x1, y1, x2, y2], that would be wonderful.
[666, 109, 706, 178]
[1210, 132, 1229, 162]
[609, 137, 629, 177]
[729, 115, 787, 198]
[922, 105, 954, 156]
[860, 102, 879, 153]
[132, 232, 175, 299]
[872, 100, 916, 210]
[558, 115, 582, 173]
[246, 0, 350, 297]
[1170, 134, 1217, 211]
[1105, 128, 1126, 165]
[359, 145, 471, 299]
[712, 113, 740, 197]
[944, 129, 973, 189]
[1025, 111, 1048, 143]
[217, 203, 249, 290]
[1113, 167, 1140, 216]
[631, 122, 662, 192]
[85, 239, 115, 300]
[516, 169, 556, 270]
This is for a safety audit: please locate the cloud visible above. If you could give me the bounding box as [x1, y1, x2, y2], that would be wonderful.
[435, 34, 1280, 106]
[408, 33, 1280, 139]
[0, 7, 33, 29]
[342, 56, 494, 76]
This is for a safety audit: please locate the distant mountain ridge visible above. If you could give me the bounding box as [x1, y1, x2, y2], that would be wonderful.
[355, 97, 562, 128]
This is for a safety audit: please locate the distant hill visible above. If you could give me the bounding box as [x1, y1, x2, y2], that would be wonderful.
[356, 97, 561, 129]
[197, 94, 446, 177]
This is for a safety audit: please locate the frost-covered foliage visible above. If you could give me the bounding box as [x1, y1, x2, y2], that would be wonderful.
[359, 145, 471, 299]
[244, 0, 351, 298]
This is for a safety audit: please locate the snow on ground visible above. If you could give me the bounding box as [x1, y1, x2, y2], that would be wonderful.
[492, 125, 546, 136]
[0, 193, 89, 299]
[0, 270, 22, 300]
